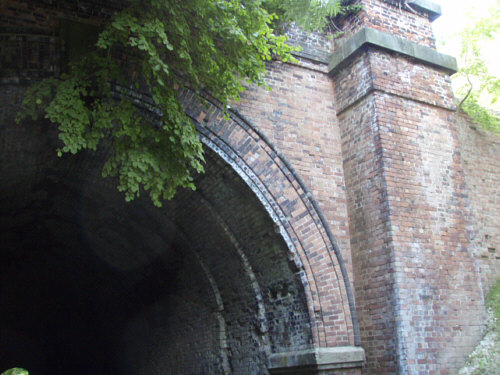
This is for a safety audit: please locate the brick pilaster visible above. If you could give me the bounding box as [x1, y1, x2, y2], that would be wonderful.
[333, 1, 487, 373]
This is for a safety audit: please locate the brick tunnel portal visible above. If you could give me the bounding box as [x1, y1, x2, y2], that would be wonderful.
[0, 90, 313, 374]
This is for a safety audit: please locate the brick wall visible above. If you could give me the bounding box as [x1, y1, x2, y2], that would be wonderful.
[0, 0, 119, 82]
[457, 114, 500, 293]
[236, 58, 354, 289]
[372, 92, 484, 374]
[334, 0, 436, 49]
[337, 90, 399, 373]
[1, 0, 119, 30]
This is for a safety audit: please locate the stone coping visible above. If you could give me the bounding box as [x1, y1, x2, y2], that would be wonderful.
[328, 27, 458, 75]
[409, 0, 442, 21]
[268, 346, 365, 373]
[381, 0, 441, 21]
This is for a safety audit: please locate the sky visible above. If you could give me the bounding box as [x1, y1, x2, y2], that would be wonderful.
[432, 0, 499, 69]
[431, 0, 499, 108]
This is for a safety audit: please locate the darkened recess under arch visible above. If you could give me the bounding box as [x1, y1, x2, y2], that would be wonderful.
[0, 87, 313, 375]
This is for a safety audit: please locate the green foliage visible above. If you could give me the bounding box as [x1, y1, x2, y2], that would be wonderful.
[459, 279, 500, 375]
[265, 0, 362, 32]
[17, 0, 358, 206]
[19, 52, 204, 206]
[454, 4, 500, 133]
[1, 369, 29, 375]
[486, 278, 500, 332]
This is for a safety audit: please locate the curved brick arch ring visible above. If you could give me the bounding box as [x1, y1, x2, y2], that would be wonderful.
[180, 89, 361, 349]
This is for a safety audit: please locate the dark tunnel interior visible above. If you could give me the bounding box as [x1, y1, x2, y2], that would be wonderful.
[0, 94, 313, 375]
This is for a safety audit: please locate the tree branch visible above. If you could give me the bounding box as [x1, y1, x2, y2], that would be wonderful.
[458, 74, 473, 111]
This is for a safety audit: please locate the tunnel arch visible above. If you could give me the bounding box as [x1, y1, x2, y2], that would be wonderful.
[123, 83, 360, 348]
[1, 81, 360, 374]
[184, 89, 359, 349]
[1, 113, 312, 374]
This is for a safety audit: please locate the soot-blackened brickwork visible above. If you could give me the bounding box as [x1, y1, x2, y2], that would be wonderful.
[1, 1, 499, 374]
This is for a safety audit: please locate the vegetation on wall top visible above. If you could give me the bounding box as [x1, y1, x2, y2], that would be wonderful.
[454, 3, 500, 133]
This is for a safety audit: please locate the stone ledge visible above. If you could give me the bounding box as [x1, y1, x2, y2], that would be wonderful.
[381, 0, 441, 21]
[328, 27, 457, 75]
[268, 346, 365, 374]
[292, 47, 330, 65]
[409, 0, 442, 21]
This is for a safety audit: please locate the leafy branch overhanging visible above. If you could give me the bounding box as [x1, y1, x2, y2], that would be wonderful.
[17, 0, 361, 206]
